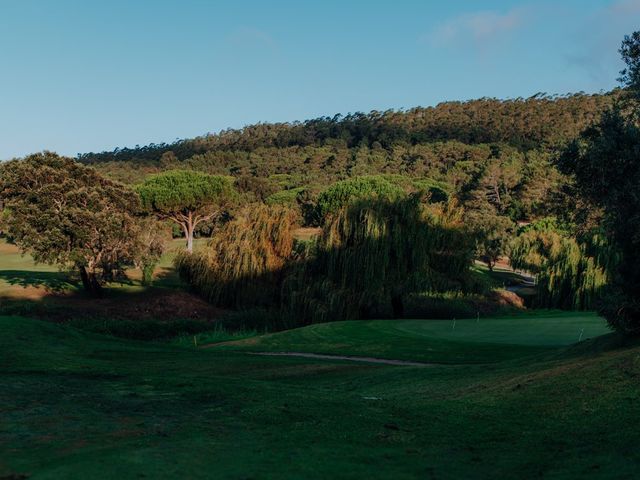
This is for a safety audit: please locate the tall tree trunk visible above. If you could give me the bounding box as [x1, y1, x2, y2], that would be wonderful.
[79, 266, 91, 292]
[181, 212, 195, 253]
[391, 294, 404, 319]
[79, 266, 103, 298]
[184, 223, 194, 253]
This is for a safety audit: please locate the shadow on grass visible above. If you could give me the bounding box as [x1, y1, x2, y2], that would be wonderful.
[0, 265, 222, 337]
[0, 269, 76, 292]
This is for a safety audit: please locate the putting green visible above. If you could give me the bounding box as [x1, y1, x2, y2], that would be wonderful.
[215, 312, 610, 364]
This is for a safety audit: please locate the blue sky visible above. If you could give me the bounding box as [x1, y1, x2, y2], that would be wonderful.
[1, 0, 638, 159]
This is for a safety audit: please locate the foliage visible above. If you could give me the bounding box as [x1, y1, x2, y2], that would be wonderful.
[619, 31, 640, 98]
[465, 211, 515, 270]
[558, 32, 640, 332]
[315, 176, 405, 220]
[137, 170, 236, 251]
[132, 218, 169, 285]
[285, 197, 474, 322]
[265, 187, 306, 206]
[177, 196, 475, 326]
[78, 92, 615, 167]
[0, 152, 141, 296]
[510, 219, 617, 310]
[234, 175, 278, 202]
[410, 178, 451, 203]
[176, 204, 299, 308]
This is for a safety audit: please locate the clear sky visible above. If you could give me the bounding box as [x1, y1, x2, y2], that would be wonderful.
[1, 0, 638, 159]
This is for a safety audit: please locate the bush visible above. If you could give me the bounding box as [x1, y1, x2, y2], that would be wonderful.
[404, 289, 524, 319]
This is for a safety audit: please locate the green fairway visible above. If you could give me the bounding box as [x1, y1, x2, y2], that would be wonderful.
[214, 312, 610, 364]
[2, 314, 639, 479]
[0, 240, 77, 297]
[0, 237, 207, 298]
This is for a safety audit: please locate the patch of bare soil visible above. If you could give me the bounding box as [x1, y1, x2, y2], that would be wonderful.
[3, 288, 224, 322]
[76, 289, 224, 321]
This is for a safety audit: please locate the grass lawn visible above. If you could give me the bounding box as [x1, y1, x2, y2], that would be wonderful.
[0, 240, 78, 299]
[213, 312, 611, 364]
[2, 313, 639, 479]
[0, 237, 208, 296]
[0, 238, 219, 324]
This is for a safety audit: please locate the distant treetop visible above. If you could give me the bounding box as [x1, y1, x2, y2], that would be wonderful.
[77, 92, 617, 165]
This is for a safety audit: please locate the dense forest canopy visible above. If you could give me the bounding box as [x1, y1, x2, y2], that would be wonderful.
[77, 92, 616, 167]
[73, 92, 618, 238]
[2, 53, 636, 329]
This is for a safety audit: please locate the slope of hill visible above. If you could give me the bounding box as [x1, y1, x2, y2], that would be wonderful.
[3, 314, 639, 479]
[78, 93, 615, 166]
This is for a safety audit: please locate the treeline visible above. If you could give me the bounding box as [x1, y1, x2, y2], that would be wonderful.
[78, 92, 616, 167]
[5, 49, 637, 331]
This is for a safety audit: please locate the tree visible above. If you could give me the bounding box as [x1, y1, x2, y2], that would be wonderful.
[510, 219, 616, 310]
[308, 196, 473, 319]
[0, 152, 141, 297]
[619, 31, 640, 98]
[466, 211, 514, 271]
[133, 218, 169, 285]
[558, 32, 640, 332]
[315, 175, 404, 221]
[176, 205, 298, 308]
[137, 170, 236, 252]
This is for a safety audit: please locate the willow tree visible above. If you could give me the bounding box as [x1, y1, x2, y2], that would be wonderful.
[510, 219, 617, 310]
[292, 196, 473, 320]
[176, 205, 299, 308]
[137, 170, 236, 252]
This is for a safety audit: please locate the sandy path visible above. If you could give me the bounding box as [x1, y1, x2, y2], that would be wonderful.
[247, 351, 431, 366]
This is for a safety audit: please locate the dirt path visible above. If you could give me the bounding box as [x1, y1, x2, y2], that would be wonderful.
[247, 351, 431, 366]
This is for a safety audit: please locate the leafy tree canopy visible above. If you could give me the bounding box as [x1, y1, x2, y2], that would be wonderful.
[316, 176, 405, 220]
[558, 31, 640, 332]
[300, 197, 474, 320]
[0, 152, 142, 296]
[137, 170, 236, 251]
[137, 169, 235, 214]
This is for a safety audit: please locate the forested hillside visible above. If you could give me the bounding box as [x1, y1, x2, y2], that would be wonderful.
[75, 92, 614, 249]
[79, 92, 615, 184]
